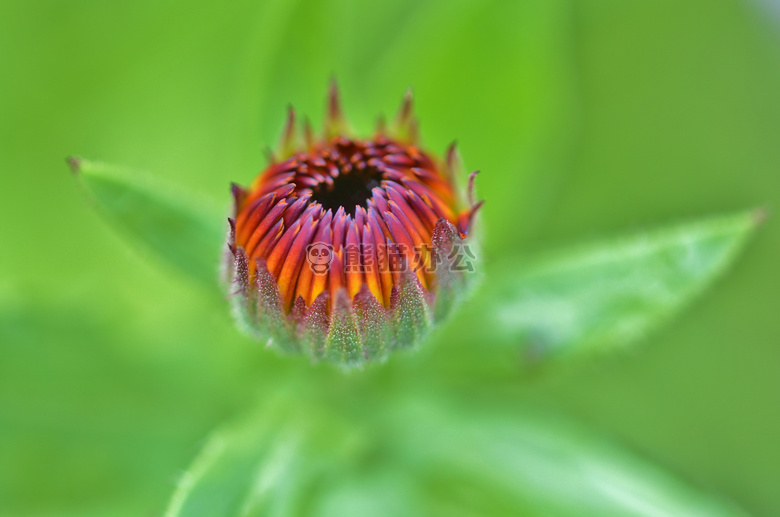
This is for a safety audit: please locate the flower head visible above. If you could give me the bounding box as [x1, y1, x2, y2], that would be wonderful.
[227, 83, 482, 366]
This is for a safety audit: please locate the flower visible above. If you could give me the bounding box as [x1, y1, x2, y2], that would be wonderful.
[226, 83, 482, 366]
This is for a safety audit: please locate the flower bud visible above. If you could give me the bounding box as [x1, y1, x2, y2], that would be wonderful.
[227, 83, 482, 367]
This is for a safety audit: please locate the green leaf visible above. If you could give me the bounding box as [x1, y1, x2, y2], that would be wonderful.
[465, 209, 764, 364]
[165, 395, 747, 517]
[69, 157, 225, 286]
[163, 397, 371, 517]
[391, 399, 748, 517]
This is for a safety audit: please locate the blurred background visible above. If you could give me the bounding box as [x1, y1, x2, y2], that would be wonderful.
[1, 0, 779, 515]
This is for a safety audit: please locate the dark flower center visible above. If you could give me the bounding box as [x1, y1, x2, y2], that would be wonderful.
[310, 165, 384, 214]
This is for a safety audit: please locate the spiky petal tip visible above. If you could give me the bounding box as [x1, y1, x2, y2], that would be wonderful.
[227, 84, 482, 367]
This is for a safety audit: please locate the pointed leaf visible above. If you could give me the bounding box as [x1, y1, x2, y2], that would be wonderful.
[460, 209, 764, 364]
[70, 157, 225, 286]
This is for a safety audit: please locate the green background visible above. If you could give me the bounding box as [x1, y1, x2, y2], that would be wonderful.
[1, 0, 779, 515]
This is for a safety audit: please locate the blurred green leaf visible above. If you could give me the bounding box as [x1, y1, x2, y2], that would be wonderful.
[69, 158, 225, 286]
[392, 400, 748, 517]
[164, 397, 368, 517]
[165, 394, 746, 517]
[471, 209, 764, 364]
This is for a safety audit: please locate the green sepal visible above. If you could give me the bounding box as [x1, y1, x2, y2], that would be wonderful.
[389, 268, 430, 351]
[325, 288, 364, 366]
